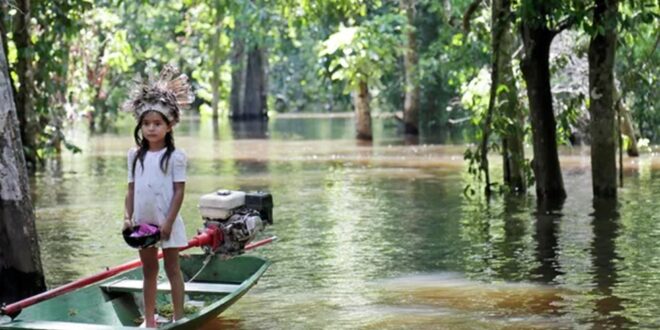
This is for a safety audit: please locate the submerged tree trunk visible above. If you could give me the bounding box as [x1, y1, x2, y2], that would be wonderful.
[210, 5, 225, 121]
[400, 0, 420, 135]
[353, 80, 372, 140]
[615, 87, 638, 157]
[229, 25, 246, 118]
[13, 0, 37, 170]
[494, 0, 525, 192]
[0, 35, 46, 305]
[242, 45, 268, 119]
[90, 40, 108, 133]
[520, 22, 566, 200]
[588, 0, 618, 198]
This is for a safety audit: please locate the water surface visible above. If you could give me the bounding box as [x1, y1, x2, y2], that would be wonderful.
[33, 115, 660, 329]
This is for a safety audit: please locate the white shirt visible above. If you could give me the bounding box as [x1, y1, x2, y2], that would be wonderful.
[127, 147, 188, 248]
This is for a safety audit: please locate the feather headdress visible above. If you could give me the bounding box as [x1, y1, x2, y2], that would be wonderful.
[122, 64, 194, 124]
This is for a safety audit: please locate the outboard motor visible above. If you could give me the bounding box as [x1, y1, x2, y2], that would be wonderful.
[198, 190, 273, 255]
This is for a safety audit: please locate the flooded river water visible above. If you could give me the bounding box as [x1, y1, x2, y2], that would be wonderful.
[32, 115, 660, 329]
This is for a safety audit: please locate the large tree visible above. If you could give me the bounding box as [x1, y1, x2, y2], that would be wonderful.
[229, 21, 246, 118]
[210, 2, 227, 121]
[0, 35, 46, 306]
[519, 1, 568, 200]
[320, 14, 403, 141]
[588, 0, 618, 198]
[240, 45, 269, 119]
[494, 0, 525, 192]
[12, 0, 37, 170]
[229, 0, 269, 120]
[479, 0, 526, 195]
[400, 0, 420, 136]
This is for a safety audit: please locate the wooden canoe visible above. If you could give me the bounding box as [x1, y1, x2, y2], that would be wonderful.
[0, 254, 270, 329]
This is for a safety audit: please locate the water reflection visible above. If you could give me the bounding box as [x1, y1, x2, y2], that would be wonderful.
[373, 273, 569, 329]
[590, 198, 631, 328]
[533, 198, 565, 284]
[231, 119, 269, 139]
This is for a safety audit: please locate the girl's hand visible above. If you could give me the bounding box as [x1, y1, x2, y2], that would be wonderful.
[161, 223, 172, 240]
[122, 219, 133, 230]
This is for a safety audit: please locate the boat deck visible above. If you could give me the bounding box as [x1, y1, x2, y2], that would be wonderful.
[100, 279, 240, 295]
[0, 255, 270, 330]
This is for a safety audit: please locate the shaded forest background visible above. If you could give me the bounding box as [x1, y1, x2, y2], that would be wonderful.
[0, 0, 658, 197]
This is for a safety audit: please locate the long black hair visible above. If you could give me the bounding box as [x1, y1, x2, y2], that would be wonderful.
[131, 111, 175, 177]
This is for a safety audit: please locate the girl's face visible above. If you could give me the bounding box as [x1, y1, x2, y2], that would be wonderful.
[140, 111, 171, 147]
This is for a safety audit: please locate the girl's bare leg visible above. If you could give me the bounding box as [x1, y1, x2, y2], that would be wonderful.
[163, 248, 184, 321]
[139, 247, 159, 327]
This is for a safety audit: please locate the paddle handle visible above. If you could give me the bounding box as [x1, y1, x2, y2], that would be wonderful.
[1, 233, 276, 318]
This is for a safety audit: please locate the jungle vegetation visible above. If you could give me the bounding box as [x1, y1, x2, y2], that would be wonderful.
[0, 0, 657, 199]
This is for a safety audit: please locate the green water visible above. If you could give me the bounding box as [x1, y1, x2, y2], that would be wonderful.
[32, 116, 660, 329]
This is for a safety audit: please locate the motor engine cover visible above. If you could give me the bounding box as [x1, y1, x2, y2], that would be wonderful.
[198, 190, 246, 220]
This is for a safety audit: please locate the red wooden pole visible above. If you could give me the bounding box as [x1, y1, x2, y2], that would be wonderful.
[1, 229, 275, 318]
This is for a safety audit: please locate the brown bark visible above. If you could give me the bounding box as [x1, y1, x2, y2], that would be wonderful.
[242, 45, 268, 119]
[588, 0, 618, 198]
[495, 0, 525, 192]
[615, 92, 638, 157]
[0, 34, 46, 306]
[211, 6, 225, 121]
[229, 26, 245, 118]
[13, 0, 37, 169]
[521, 22, 566, 200]
[353, 80, 372, 140]
[400, 0, 420, 135]
[90, 41, 108, 132]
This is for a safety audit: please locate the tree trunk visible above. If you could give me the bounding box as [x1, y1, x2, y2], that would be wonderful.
[353, 80, 372, 140]
[520, 23, 566, 200]
[494, 0, 525, 192]
[229, 25, 245, 118]
[400, 0, 420, 135]
[91, 40, 108, 133]
[0, 34, 46, 306]
[614, 89, 638, 156]
[13, 0, 37, 170]
[0, 6, 18, 122]
[210, 5, 224, 121]
[242, 45, 268, 119]
[588, 0, 618, 198]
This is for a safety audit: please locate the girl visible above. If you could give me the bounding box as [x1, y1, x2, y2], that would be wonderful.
[122, 65, 194, 327]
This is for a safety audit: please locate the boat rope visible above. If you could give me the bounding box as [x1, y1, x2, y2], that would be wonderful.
[187, 253, 214, 283]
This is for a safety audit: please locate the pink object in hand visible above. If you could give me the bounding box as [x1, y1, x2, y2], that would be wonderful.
[130, 223, 160, 238]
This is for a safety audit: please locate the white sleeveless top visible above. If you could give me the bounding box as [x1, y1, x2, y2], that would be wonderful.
[127, 147, 188, 248]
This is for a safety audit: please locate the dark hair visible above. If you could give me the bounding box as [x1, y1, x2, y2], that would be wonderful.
[131, 111, 175, 177]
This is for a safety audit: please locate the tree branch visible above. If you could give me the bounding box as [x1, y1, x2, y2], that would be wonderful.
[463, 0, 483, 33]
[555, 16, 576, 34]
[648, 28, 660, 60]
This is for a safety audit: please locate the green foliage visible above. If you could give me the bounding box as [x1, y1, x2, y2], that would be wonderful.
[616, 2, 659, 141]
[3, 0, 658, 171]
[30, 0, 92, 156]
[298, 0, 374, 25]
[555, 93, 584, 145]
[319, 13, 405, 93]
[420, 1, 489, 127]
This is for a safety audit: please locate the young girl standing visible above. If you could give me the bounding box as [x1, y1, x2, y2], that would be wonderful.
[122, 65, 194, 327]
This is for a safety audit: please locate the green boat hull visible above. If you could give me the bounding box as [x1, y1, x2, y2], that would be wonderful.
[1, 255, 270, 329]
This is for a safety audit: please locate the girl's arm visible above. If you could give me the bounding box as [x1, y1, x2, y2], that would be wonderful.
[162, 182, 185, 240]
[123, 182, 135, 229]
